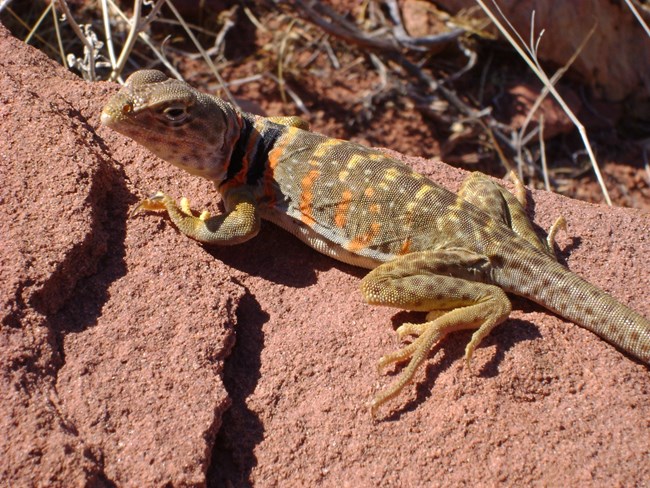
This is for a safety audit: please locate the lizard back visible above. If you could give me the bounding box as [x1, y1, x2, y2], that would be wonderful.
[227, 116, 517, 270]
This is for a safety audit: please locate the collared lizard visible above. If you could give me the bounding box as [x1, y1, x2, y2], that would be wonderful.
[101, 70, 650, 416]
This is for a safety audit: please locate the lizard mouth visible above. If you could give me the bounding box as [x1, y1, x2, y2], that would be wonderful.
[100, 110, 115, 127]
[100, 102, 131, 128]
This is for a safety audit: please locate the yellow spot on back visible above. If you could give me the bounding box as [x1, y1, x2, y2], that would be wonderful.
[313, 139, 341, 158]
[339, 170, 350, 182]
[415, 185, 433, 199]
[384, 167, 400, 182]
[347, 154, 365, 169]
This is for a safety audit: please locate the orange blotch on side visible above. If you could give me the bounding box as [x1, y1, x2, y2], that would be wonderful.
[262, 166, 277, 208]
[299, 169, 320, 225]
[347, 221, 381, 252]
[398, 237, 412, 255]
[364, 187, 375, 198]
[335, 189, 353, 228]
[268, 127, 298, 170]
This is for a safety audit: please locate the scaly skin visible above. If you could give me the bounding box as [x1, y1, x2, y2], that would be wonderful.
[101, 70, 650, 417]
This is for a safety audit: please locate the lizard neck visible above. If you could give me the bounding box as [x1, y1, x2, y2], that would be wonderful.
[219, 112, 285, 191]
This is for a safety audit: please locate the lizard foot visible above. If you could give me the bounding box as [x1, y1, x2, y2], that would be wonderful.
[360, 249, 512, 418]
[132, 193, 211, 220]
[372, 319, 445, 418]
[370, 296, 510, 419]
[131, 191, 169, 216]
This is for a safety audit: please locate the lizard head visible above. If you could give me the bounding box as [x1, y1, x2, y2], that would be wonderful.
[101, 70, 241, 182]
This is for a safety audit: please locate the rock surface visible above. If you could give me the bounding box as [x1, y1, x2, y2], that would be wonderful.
[0, 25, 238, 486]
[1, 25, 649, 487]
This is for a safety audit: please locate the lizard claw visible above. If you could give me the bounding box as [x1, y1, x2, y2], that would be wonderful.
[131, 191, 168, 217]
[370, 398, 381, 420]
[149, 191, 166, 201]
[395, 322, 416, 340]
[546, 215, 567, 258]
[464, 347, 474, 373]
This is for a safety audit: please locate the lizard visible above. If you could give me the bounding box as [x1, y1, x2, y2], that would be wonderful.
[101, 70, 650, 417]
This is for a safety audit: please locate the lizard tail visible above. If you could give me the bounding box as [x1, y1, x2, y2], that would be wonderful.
[495, 246, 650, 364]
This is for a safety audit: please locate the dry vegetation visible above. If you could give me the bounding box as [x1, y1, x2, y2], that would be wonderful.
[2, 0, 649, 208]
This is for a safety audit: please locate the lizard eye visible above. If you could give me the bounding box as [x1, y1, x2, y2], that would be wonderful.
[163, 105, 188, 122]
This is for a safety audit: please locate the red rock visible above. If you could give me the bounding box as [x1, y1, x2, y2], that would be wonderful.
[0, 24, 238, 486]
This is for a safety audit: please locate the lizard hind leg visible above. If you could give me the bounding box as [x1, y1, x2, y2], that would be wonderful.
[459, 172, 558, 259]
[360, 249, 512, 417]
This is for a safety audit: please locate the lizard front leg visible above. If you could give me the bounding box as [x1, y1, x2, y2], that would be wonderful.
[266, 115, 310, 130]
[360, 248, 512, 417]
[133, 188, 260, 245]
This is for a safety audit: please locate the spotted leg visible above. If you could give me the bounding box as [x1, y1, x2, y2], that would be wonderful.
[132, 188, 260, 245]
[459, 171, 565, 258]
[360, 248, 512, 417]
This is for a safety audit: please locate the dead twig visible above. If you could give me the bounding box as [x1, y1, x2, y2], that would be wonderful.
[110, 0, 167, 80]
[104, 0, 181, 80]
[624, 0, 650, 37]
[476, 0, 612, 205]
[55, 0, 109, 80]
[513, 17, 595, 184]
[383, 0, 465, 52]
